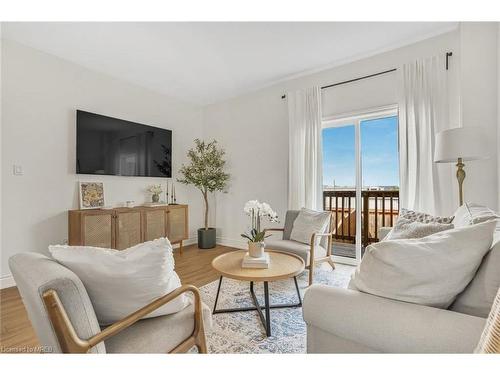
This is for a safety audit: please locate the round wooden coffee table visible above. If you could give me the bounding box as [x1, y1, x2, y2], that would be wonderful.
[211, 249, 305, 337]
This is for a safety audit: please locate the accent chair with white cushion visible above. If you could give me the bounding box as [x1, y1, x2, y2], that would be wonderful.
[304, 203, 500, 353]
[9, 252, 212, 353]
[265, 209, 334, 285]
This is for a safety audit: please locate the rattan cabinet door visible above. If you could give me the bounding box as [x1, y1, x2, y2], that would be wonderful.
[144, 208, 167, 241]
[82, 213, 113, 248]
[115, 211, 142, 250]
[167, 206, 188, 243]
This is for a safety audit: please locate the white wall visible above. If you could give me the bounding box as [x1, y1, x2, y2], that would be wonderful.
[0, 25, 3, 285]
[459, 22, 498, 211]
[203, 30, 463, 249]
[1, 40, 204, 285]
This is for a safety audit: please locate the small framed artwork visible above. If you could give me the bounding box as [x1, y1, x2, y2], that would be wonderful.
[79, 182, 105, 210]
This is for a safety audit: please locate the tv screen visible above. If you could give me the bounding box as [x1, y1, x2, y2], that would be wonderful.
[76, 110, 172, 177]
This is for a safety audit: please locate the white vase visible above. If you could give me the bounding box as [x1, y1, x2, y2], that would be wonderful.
[248, 241, 265, 258]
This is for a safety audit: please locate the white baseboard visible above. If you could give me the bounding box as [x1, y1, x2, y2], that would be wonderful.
[1, 274, 16, 289]
[216, 236, 247, 250]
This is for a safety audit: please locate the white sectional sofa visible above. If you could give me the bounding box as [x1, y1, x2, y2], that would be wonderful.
[303, 203, 500, 353]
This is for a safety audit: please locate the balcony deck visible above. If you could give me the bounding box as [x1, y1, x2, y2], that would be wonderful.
[332, 242, 356, 258]
[324, 189, 399, 259]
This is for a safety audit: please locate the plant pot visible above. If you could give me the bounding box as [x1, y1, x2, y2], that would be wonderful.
[248, 241, 265, 258]
[198, 228, 216, 249]
[152, 194, 160, 203]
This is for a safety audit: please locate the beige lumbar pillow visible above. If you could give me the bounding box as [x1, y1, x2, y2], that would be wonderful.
[49, 237, 189, 325]
[290, 208, 330, 245]
[349, 220, 496, 308]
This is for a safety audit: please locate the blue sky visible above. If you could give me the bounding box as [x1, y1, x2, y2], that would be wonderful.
[322, 116, 399, 187]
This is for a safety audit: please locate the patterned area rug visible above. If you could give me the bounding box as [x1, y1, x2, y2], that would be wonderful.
[199, 263, 355, 354]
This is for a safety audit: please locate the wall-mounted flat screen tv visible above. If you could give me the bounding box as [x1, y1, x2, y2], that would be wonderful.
[76, 110, 172, 177]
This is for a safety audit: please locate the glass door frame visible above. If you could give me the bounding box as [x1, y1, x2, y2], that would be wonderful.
[322, 104, 398, 265]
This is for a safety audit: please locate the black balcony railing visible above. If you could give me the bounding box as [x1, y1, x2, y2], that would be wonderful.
[323, 190, 399, 247]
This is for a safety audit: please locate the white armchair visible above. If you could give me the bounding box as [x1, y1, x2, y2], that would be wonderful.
[9, 252, 212, 353]
[264, 210, 335, 285]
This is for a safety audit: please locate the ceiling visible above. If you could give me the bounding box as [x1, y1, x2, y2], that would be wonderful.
[2, 22, 458, 105]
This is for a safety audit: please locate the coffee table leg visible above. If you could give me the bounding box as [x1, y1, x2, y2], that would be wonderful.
[264, 281, 271, 337]
[213, 277, 301, 338]
[293, 276, 302, 306]
[212, 276, 223, 313]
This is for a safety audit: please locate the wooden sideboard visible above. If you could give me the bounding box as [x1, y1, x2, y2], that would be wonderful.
[68, 204, 189, 253]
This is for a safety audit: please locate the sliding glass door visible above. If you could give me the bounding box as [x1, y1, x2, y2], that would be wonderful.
[322, 106, 399, 264]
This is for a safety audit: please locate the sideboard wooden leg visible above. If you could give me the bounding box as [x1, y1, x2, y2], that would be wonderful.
[179, 240, 183, 255]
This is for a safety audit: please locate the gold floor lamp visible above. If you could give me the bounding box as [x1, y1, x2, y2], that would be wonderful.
[434, 127, 488, 206]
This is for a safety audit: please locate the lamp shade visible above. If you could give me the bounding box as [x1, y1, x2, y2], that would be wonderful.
[434, 127, 489, 163]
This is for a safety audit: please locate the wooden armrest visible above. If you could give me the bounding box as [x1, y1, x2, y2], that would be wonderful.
[310, 231, 333, 243]
[43, 284, 206, 354]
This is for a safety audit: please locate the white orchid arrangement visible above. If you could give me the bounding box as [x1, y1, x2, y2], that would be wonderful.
[148, 184, 163, 195]
[241, 200, 279, 243]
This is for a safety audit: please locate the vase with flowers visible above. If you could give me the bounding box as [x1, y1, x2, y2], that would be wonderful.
[148, 184, 163, 203]
[240, 200, 279, 258]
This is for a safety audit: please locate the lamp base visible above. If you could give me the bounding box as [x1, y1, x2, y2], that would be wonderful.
[456, 157, 465, 207]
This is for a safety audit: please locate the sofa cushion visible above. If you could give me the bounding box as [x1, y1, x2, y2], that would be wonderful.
[386, 218, 453, 240]
[290, 208, 331, 245]
[49, 237, 189, 325]
[450, 225, 500, 318]
[103, 302, 212, 353]
[453, 203, 499, 228]
[399, 208, 454, 224]
[349, 220, 496, 309]
[265, 239, 327, 266]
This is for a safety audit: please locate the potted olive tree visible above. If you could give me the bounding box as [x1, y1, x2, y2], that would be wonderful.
[178, 139, 229, 249]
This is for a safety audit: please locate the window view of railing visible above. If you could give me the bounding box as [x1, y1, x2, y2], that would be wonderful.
[323, 189, 399, 257]
[322, 112, 399, 259]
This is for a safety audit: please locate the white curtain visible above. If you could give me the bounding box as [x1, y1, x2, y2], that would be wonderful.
[398, 56, 453, 215]
[287, 87, 323, 210]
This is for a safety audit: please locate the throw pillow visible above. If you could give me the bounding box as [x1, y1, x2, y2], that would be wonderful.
[453, 202, 499, 228]
[385, 217, 454, 240]
[399, 208, 454, 224]
[349, 220, 496, 309]
[49, 237, 189, 325]
[290, 208, 331, 245]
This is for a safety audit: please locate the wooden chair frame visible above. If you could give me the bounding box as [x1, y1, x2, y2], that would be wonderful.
[475, 287, 500, 353]
[264, 212, 335, 285]
[42, 284, 207, 354]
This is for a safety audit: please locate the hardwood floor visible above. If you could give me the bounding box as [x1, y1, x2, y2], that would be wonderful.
[0, 244, 235, 353]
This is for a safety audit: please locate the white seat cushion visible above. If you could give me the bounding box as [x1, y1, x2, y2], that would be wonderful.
[103, 302, 212, 353]
[265, 239, 327, 266]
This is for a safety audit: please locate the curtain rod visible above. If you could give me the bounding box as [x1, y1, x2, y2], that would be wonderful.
[321, 68, 397, 90]
[281, 51, 452, 99]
